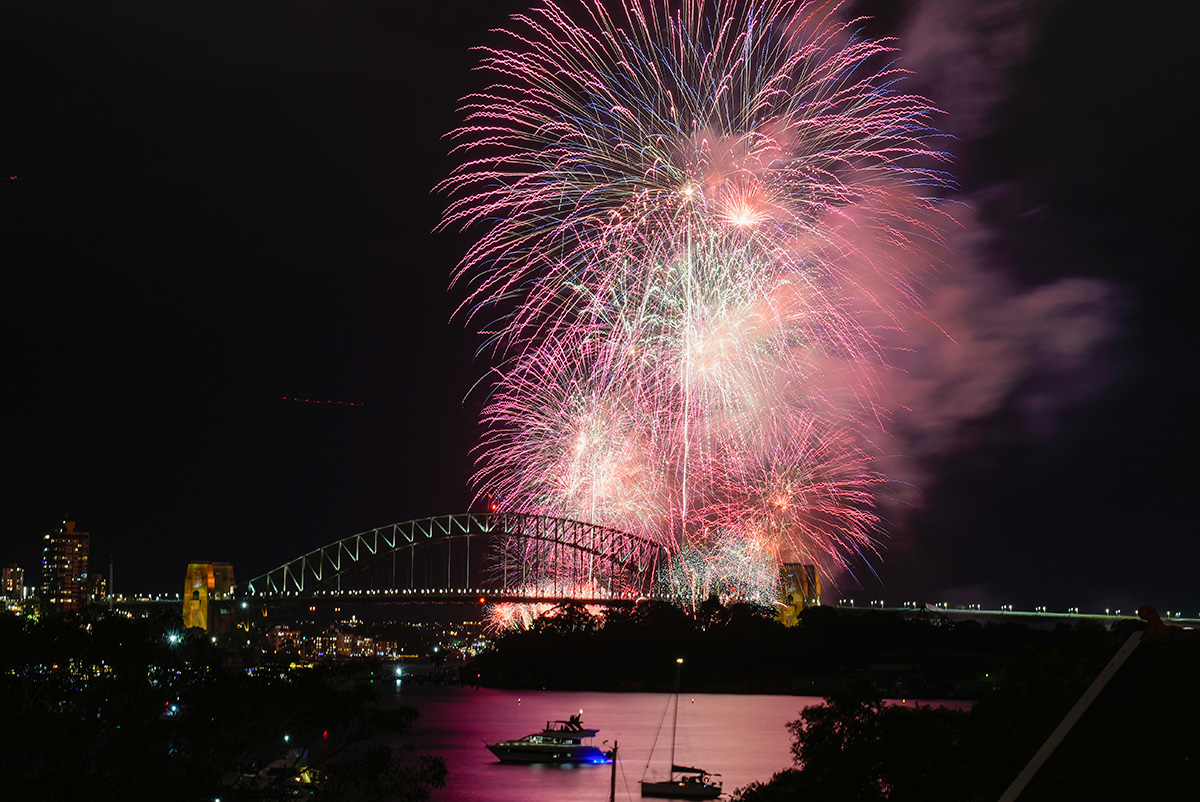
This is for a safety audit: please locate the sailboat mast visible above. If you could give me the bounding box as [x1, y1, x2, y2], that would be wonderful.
[670, 657, 683, 774]
[610, 740, 617, 802]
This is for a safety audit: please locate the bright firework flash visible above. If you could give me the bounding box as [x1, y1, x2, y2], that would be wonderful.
[483, 601, 554, 634]
[483, 598, 611, 634]
[441, 0, 953, 606]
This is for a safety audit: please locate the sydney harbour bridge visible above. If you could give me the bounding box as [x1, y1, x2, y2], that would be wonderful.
[235, 512, 671, 605]
[170, 512, 1157, 628]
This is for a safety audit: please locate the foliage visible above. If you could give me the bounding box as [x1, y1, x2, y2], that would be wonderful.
[730, 622, 1119, 802]
[0, 610, 445, 802]
[530, 600, 601, 634]
[766, 676, 967, 802]
[317, 744, 448, 802]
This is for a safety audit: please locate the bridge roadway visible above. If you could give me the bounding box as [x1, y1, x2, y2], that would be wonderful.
[248, 588, 656, 606]
[107, 592, 1199, 630]
[838, 602, 1199, 628]
[261, 596, 1196, 626]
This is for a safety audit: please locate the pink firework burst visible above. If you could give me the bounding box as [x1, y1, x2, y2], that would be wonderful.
[442, 0, 951, 600]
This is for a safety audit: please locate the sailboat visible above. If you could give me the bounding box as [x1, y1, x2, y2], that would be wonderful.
[640, 658, 722, 799]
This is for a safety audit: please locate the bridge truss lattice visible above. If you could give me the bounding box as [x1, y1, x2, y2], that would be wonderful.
[239, 512, 666, 600]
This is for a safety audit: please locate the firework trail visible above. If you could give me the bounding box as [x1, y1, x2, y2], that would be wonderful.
[475, 339, 671, 541]
[664, 529, 783, 611]
[441, 0, 951, 605]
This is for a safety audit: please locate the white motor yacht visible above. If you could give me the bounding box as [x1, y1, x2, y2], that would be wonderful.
[486, 713, 612, 764]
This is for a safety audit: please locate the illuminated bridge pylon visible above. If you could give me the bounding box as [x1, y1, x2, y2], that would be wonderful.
[238, 512, 666, 601]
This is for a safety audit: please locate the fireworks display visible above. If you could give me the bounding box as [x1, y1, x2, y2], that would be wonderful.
[441, 0, 952, 611]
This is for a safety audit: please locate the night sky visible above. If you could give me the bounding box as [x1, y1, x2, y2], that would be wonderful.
[5, 1, 1192, 613]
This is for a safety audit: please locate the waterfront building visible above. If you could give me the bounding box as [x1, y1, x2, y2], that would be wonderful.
[266, 623, 400, 660]
[41, 520, 89, 614]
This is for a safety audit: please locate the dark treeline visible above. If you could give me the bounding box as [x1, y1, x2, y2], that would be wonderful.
[0, 611, 445, 802]
[469, 600, 1128, 698]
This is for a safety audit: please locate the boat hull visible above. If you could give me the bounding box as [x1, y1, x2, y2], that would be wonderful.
[640, 778, 722, 799]
[487, 743, 610, 764]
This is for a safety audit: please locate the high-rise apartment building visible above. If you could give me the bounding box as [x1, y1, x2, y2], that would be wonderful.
[41, 520, 90, 614]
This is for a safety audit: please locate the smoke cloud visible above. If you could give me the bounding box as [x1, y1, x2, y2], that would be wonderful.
[858, 0, 1127, 521]
[896, 0, 1046, 139]
[878, 206, 1124, 484]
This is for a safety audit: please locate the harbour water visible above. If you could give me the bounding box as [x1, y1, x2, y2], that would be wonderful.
[379, 682, 819, 801]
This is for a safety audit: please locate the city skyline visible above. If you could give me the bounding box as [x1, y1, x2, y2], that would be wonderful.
[5, 1, 1193, 613]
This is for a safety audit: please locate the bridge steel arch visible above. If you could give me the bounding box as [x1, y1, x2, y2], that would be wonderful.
[239, 512, 666, 600]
